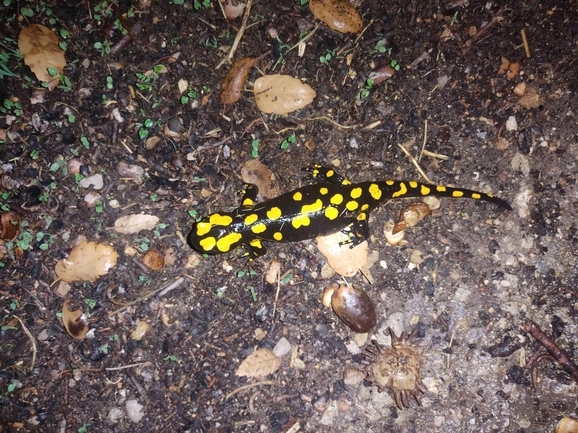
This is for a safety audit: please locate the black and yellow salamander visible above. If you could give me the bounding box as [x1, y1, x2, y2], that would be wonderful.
[188, 164, 511, 258]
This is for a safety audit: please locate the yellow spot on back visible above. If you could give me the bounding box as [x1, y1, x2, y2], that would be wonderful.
[196, 222, 212, 236]
[330, 194, 343, 205]
[421, 185, 431, 195]
[293, 191, 303, 201]
[369, 184, 382, 200]
[350, 187, 362, 199]
[210, 213, 233, 226]
[251, 223, 267, 234]
[250, 239, 263, 249]
[301, 199, 323, 214]
[452, 190, 464, 198]
[242, 198, 254, 206]
[216, 233, 242, 252]
[409, 181, 418, 188]
[325, 206, 339, 220]
[392, 182, 408, 198]
[320, 187, 328, 195]
[327, 170, 334, 177]
[386, 180, 394, 186]
[436, 185, 447, 192]
[361, 204, 369, 211]
[472, 193, 481, 199]
[245, 214, 258, 225]
[346, 201, 359, 211]
[199, 237, 216, 251]
[357, 212, 367, 221]
[292, 214, 310, 229]
[273, 232, 283, 241]
[267, 207, 282, 220]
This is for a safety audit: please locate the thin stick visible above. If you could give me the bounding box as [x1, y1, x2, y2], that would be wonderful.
[286, 24, 319, 54]
[418, 119, 428, 163]
[216, 0, 252, 69]
[422, 149, 449, 160]
[396, 142, 432, 183]
[225, 380, 275, 401]
[303, 116, 356, 129]
[520, 29, 531, 58]
[464, 5, 508, 50]
[14, 315, 37, 372]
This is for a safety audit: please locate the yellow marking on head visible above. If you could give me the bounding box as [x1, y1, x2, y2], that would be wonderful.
[346, 201, 359, 211]
[292, 214, 310, 229]
[209, 213, 233, 226]
[350, 187, 362, 199]
[293, 191, 303, 201]
[273, 232, 283, 241]
[330, 194, 343, 205]
[361, 204, 369, 211]
[369, 184, 382, 200]
[250, 239, 263, 249]
[216, 233, 242, 252]
[452, 190, 464, 198]
[392, 182, 408, 198]
[325, 206, 339, 220]
[245, 214, 258, 225]
[196, 222, 212, 236]
[320, 187, 329, 195]
[386, 180, 394, 186]
[357, 212, 367, 221]
[327, 170, 334, 177]
[251, 223, 267, 234]
[409, 181, 418, 188]
[199, 237, 216, 251]
[436, 185, 447, 192]
[421, 185, 431, 195]
[267, 207, 282, 220]
[342, 179, 351, 185]
[472, 193, 481, 200]
[242, 198, 254, 206]
[301, 199, 323, 214]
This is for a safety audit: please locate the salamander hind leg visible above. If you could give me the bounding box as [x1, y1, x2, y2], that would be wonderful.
[241, 239, 268, 260]
[303, 163, 351, 185]
[339, 220, 370, 248]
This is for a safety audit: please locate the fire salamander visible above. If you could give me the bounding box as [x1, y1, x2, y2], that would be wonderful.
[188, 164, 511, 258]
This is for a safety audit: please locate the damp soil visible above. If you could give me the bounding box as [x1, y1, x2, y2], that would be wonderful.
[1, 1, 578, 432]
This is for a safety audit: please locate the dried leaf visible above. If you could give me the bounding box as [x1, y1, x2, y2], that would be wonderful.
[309, 0, 363, 34]
[114, 214, 159, 234]
[130, 320, 151, 341]
[62, 299, 89, 340]
[18, 24, 66, 91]
[236, 348, 281, 378]
[220, 57, 257, 104]
[316, 231, 368, 277]
[240, 159, 280, 199]
[254, 75, 316, 115]
[224, 0, 245, 19]
[142, 249, 164, 271]
[1, 212, 21, 241]
[55, 241, 118, 282]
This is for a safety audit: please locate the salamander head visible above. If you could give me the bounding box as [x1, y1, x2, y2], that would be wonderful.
[187, 213, 243, 255]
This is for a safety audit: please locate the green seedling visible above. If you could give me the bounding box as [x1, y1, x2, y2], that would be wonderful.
[359, 78, 374, 99]
[280, 133, 296, 150]
[251, 139, 259, 158]
[180, 87, 197, 104]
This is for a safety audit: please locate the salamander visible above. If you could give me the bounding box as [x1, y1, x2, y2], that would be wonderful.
[187, 164, 511, 258]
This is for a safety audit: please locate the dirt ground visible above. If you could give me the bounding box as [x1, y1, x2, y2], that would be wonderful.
[1, 0, 577, 432]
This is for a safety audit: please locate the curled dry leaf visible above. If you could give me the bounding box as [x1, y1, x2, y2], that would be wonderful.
[18, 24, 66, 91]
[316, 231, 368, 277]
[130, 320, 151, 341]
[240, 159, 280, 199]
[236, 348, 281, 378]
[62, 299, 89, 340]
[224, 0, 246, 20]
[368, 65, 395, 85]
[220, 52, 271, 105]
[309, 0, 363, 34]
[384, 221, 406, 246]
[142, 249, 164, 271]
[392, 203, 430, 234]
[114, 214, 159, 234]
[323, 283, 376, 333]
[265, 258, 281, 285]
[1, 212, 21, 241]
[55, 241, 118, 282]
[254, 74, 316, 115]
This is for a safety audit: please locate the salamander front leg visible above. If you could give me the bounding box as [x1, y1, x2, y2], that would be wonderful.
[303, 164, 351, 185]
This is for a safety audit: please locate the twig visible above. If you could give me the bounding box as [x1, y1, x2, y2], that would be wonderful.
[13, 315, 37, 372]
[521, 29, 531, 58]
[303, 116, 356, 129]
[286, 24, 319, 54]
[225, 380, 275, 401]
[216, 0, 252, 69]
[525, 320, 578, 384]
[396, 142, 433, 183]
[422, 149, 449, 160]
[418, 119, 428, 163]
[464, 5, 508, 51]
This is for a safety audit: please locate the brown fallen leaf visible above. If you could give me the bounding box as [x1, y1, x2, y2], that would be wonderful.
[62, 299, 89, 340]
[254, 74, 316, 115]
[1, 212, 21, 241]
[18, 24, 66, 91]
[236, 348, 281, 378]
[240, 159, 280, 199]
[114, 214, 159, 234]
[142, 249, 164, 271]
[309, 0, 363, 34]
[220, 51, 271, 104]
[392, 203, 430, 234]
[55, 241, 118, 282]
[316, 231, 368, 277]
